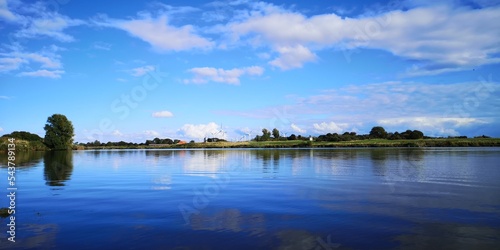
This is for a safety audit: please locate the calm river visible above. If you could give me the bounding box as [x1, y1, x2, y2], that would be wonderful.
[1, 148, 499, 249]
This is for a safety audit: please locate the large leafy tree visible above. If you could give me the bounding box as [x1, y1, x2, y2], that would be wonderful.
[44, 114, 75, 150]
[261, 128, 271, 141]
[369, 126, 388, 139]
[272, 128, 280, 139]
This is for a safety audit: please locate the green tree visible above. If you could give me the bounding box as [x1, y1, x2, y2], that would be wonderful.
[44, 114, 75, 150]
[409, 130, 424, 139]
[272, 128, 280, 139]
[261, 128, 271, 141]
[3, 131, 43, 142]
[369, 126, 388, 139]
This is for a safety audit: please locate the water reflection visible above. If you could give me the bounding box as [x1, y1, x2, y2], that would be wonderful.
[0, 150, 44, 168]
[0, 224, 58, 250]
[190, 208, 266, 235]
[3, 148, 499, 249]
[182, 150, 228, 177]
[396, 223, 500, 249]
[43, 151, 73, 186]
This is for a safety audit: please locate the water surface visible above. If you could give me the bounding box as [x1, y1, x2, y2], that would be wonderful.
[1, 148, 499, 249]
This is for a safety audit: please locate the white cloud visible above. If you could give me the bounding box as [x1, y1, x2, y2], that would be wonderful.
[378, 117, 486, 127]
[13, 5, 85, 42]
[313, 122, 348, 134]
[130, 65, 155, 77]
[178, 122, 220, 139]
[290, 123, 306, 134]
[18, 69, 64, 78]
[223, 78, 499, 136]
[185, 66, 264, 85]
[143, 130, 160, 137]
[0, 127, 3, 132]
[93, 42, 112, 51]
[226, 4, 500, 74]
[21, 52, 61, 68]
[0, 0, 18, 22]
[0, 96, 11, 99]
[112, 130, 123, 137]
[0, 44, 64, 77]
[95, 14, 213, 51]
[378, 117, 489, 136]
[152, 110, 174, 118]
[257, 52, 270, 59]
[269, 45, 317, 70]
[0, 57, 25, 72]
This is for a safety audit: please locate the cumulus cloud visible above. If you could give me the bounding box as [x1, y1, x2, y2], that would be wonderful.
[94, 13, 213, 51]
[290, 123, 306, 133]
[377, 117, 488, 136]
[185, 66, 264, 85]
[152, 110, 174, 118]
[313, 122, 348, 134]
[226, 3, 500, 74]
[178, 122, 220, 139]
[269, 45, 317, 70]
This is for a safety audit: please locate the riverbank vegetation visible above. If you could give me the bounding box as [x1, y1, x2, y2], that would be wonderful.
[78, 137, 500, 149]
[2, 122, 499, 151]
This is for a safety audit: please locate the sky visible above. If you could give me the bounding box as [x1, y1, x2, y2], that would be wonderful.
[0, 0, 499, 143]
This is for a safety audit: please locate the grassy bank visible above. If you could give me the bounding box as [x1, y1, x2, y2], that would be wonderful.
[0, 137, 48, 151]
[81, 138, 500, 150]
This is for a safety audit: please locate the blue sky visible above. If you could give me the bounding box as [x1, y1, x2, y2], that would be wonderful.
[0, 0, 499, 143]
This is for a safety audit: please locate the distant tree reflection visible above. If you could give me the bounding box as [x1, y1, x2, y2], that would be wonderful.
[44, 151, 73, 186]
[0, 150, 44, 168]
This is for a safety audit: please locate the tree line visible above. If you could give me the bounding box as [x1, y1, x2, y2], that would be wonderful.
[1, 114, 74, 150]
[254, 126, 430, 142]
[2, 115, 494, 151]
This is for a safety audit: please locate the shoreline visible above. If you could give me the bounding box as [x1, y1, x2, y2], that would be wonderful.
[2, 138, 500, 152]
[80, 138, 500, 150]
